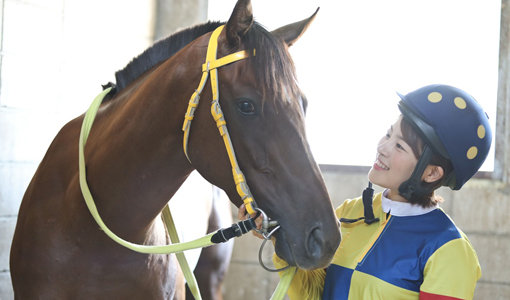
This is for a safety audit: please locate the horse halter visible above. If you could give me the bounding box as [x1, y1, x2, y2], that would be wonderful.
[79, 25, 295, 297]
[181, 25, 278, 237]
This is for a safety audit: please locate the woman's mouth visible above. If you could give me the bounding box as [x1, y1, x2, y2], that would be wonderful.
[374, 157, 389, 170]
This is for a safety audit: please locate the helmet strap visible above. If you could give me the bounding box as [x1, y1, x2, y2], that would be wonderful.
[339, 182, 380, 225]
[398, 145, 434, 201]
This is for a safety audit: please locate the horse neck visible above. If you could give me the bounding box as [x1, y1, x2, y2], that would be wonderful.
[84, 53, 203, 240]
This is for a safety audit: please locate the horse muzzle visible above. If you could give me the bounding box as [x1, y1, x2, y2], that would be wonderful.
[271, 221, 340, 270]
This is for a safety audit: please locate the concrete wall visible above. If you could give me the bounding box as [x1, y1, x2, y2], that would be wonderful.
[153, 0, 208, 41]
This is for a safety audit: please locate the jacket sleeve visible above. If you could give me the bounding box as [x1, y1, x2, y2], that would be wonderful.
[420, 235, 481, 300]
[273, 254, 326, 300]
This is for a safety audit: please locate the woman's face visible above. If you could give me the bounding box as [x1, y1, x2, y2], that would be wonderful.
[368, 116, 418, 200]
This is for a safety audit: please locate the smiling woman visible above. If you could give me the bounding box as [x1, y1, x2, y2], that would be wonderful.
[208, 0, 500, 170]
[270, 84, 492, 300]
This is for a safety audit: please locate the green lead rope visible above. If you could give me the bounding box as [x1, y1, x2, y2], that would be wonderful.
[271, 267, 297, 300]
[79, 87, 208, 299]
[79, 87, 216, 254]
[161, 205, 202, 299]
[78, 88, 295, 300]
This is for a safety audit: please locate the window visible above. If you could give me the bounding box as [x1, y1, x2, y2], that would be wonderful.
[209, 0, 500, 171]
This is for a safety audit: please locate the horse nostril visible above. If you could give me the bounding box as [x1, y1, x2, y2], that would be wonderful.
[306, 227, 325, 260]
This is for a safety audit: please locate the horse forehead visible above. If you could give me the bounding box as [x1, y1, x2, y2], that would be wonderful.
[281, 87, 305, 116]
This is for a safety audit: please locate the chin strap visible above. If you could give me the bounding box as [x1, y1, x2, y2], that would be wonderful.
[398, 145, 433, 200]
[339, 182, 379, 225]
[339, 145, 436, 226]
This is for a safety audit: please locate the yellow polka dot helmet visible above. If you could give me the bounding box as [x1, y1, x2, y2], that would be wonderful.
[397, 84, 492, 190]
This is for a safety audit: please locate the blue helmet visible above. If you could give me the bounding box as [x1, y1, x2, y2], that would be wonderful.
[397, 84, 492, 190]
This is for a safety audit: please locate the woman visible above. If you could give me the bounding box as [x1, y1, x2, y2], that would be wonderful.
[240, 84, 491, 299]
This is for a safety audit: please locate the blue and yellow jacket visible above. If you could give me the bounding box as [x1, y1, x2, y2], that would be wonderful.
[274, 192, 481, 300]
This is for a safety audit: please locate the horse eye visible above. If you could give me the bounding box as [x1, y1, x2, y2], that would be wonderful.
[237, 99, 256, 115]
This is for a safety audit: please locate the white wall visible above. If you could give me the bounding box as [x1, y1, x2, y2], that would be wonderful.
[0, 0, 155, 297]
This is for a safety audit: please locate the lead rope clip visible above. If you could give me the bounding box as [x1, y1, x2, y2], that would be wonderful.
[252, 208, 290, 272]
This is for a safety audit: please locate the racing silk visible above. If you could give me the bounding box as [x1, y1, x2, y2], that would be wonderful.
[274, 191, 481, 300]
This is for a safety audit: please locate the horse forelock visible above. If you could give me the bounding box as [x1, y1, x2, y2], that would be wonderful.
[244, 22, 300, 106]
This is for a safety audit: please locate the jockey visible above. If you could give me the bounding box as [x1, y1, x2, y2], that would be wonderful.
[242, 84, 491, 300]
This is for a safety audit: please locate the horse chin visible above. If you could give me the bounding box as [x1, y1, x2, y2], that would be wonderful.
[273, 231, 297, 267]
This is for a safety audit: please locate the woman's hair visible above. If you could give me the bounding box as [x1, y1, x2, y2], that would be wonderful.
[400, 117, 453, 207]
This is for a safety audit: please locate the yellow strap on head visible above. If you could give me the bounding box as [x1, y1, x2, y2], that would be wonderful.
[182, 71, 209, 160]
[203, 51, 250, 72]
[182, 25, 250, 159]
[181, 25, 257, 215]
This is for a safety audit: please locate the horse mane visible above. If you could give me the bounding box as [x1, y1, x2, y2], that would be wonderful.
[114, 21, 224, 92]
[112, 20, 299, 103]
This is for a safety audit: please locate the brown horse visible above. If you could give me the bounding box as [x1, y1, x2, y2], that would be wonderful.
[10, 0, 341, 298]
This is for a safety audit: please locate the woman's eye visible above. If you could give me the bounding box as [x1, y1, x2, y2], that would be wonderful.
[396, 143, 408, 152]
[237, 100, 256, 115]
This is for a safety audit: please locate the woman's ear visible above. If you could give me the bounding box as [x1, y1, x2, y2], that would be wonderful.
[422, 165, 444, 183]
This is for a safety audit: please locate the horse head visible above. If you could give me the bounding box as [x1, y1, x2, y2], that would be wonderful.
[186, 0, 341, 270]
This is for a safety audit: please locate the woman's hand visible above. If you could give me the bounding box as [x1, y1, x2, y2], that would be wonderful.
[238, 204, 264, 239]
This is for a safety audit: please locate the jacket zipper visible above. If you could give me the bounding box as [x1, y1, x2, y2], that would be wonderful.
[356, 215, 392, 266]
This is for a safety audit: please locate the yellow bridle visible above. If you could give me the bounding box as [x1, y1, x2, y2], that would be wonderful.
[78, 24, 296, 300]
[181, 25, 258, 215]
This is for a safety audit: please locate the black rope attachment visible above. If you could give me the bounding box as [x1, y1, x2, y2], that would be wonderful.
[211, 215, 258, 244]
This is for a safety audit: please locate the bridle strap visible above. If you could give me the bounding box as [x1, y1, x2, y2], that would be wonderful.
[203, 50, 254, 72]
[79, 24, 293, 300]
[181, 25, 258, 215]
[182, 25, 250, 155]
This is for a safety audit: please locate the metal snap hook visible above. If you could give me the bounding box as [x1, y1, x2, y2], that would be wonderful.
[262, 224, 280, 240]
[253, 207, 280, 238]
[257, 228, 291, 272]
[251, 208, 290, 272]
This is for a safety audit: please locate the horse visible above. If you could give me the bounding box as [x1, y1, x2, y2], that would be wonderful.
[10, 0, 341, 298]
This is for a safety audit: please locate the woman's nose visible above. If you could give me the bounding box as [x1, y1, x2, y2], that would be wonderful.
[377, 140, 391, 156]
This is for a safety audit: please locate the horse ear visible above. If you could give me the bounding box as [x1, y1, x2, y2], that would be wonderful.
[225, 0, 254, 48]
[272, 8, 319, 47]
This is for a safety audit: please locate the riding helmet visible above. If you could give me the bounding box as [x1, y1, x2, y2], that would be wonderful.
[397, 84, 492, 190]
